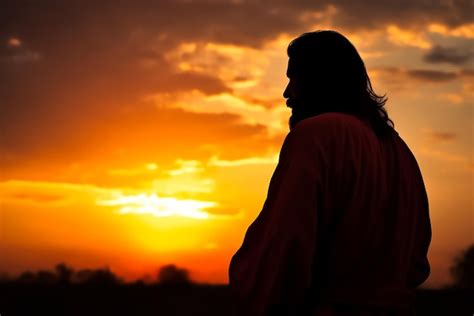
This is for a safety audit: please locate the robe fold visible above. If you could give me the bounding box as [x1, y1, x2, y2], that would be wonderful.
[229, 113, 431, 316]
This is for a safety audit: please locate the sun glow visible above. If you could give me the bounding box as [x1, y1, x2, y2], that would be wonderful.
[97, 193, 217, 219]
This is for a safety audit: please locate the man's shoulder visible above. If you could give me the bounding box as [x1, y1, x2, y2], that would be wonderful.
[284, 113, 371, 153]
[293, 112, 368, 134]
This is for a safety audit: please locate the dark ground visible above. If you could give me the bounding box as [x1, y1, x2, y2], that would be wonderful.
[1, 283, 472, 316]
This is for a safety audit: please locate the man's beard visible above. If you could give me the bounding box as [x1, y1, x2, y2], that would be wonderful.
[287, 96, 329, 130]
[287, 98, 306, 130]
[289, 106, 320, 130]
[289, 110, 305, 130]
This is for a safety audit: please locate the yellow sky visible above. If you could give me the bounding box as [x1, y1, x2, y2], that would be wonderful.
[1, 2, 473, 288]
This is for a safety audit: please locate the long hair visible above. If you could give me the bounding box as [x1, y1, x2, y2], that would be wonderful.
[287, 30, 394, 137]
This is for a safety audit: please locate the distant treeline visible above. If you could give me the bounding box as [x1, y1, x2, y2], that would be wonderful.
[0, 263, 193, 286]
[1, 243, 472, 288]
[0, 244, 473, 316]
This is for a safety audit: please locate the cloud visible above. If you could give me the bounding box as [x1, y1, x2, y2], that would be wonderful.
[0, 1, 307, 53]
[148, 176, 216, 196]
[2, 192, 64, 205]
[372, 67, 463, 88]
[232, 94, 283, 110]
[386, 25, 432, 49]
[332, 0, 472, 30]
[107, 163, 159, 176]
[424, 45, 473, 65]
[148, 90, 289, 134]
[167, 160, 205, 176]
[3, 1, 471, 54]
[96, 192, 217, 220]
[407, 69, 459, 82]
[96, 190, 242, 219]
[0, 36, 41, 63]
[7, 37, 21, 48]
[460, 69, 474, 78]
[422, 129, 457, 143]
[164, 42, 268, 85]
[0, 177, 240, 218]
[208, 154, 278, 167]
[428, 23, 474, 39]
[429, 132, 457, 142]
[0, 180, 117, 207]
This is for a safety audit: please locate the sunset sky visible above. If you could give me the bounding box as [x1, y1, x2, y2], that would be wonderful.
[1, 1, 472, 288]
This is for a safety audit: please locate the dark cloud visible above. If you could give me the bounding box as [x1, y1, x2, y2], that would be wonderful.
[0, 1, 306, 50]
[330, 0, 472, 30]
[407, 69, 459, 82]
[425, 130, 457, 142]
[235, 94, 282, 109]
[460, 69, 474, 77]
[2, 1, 471, 51]
[424, 45, 473, 65]
[6, 193, 65, 204]
[0, 38, 41, 63]
[374, 67, 463, 88]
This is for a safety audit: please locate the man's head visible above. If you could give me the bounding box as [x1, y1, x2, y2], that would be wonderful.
[284, 30, 393, 134]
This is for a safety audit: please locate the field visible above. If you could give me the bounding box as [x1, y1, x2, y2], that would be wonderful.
[1, 282, 472, 316]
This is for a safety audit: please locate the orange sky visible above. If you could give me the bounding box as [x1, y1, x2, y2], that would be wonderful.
[1, 1, 473, 288]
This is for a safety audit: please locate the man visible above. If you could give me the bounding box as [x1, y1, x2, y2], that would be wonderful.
[228, 31, 431, 316]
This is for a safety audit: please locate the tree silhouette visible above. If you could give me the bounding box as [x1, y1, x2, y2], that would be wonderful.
[55, 263, 74, 284]
[3, 263, 196, 286]
[450, 244, 474, 289]
[75, 266, 122, 285]
[0, 272, 9, 282]
[157, 264, 191, 285]
[17, 271, 36, 283]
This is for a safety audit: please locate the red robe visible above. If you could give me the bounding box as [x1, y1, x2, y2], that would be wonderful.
[229, 113, 431, 316]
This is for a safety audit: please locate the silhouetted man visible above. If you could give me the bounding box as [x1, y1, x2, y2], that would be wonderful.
[229, 31, 431, 316]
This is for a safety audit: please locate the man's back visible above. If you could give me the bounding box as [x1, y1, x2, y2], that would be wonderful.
[229, 112, 431, 316]
[304, 113, 431, 310]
